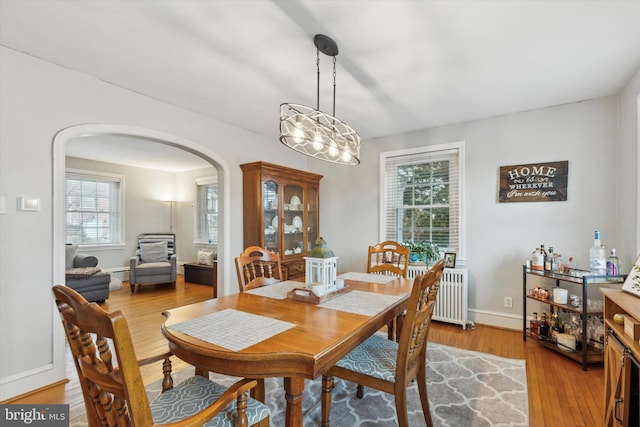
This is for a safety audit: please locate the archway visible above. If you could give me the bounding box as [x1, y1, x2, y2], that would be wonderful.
[53, 124, 231, 293]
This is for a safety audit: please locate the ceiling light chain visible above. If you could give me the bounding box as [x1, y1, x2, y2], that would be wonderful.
[280, 34, 361, 165]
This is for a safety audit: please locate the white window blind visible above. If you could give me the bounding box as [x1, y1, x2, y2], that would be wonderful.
[196, 176, 218, 244]
[65, 170, 123, 245]
[381, 142, 463, 254]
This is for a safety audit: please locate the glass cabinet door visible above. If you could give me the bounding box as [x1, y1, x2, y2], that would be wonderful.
[262, 180, 278, 253]
[307, 186, 318, 252]
[283, 183, 304, 259]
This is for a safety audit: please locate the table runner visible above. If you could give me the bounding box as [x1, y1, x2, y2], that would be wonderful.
[168, 308, 296, 351]
[245, 280, 301, 299]
[318, 290, 403, 317]
[338, 272, 397, 284]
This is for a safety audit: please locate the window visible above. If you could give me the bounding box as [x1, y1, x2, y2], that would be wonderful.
[196, 176, 218, 244]
[65, 170, 123, 245]
[380, 141, 464, 254]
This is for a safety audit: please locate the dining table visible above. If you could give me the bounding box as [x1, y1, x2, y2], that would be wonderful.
[161, 272, 414, 427]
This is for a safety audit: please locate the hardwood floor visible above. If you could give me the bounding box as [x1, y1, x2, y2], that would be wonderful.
[6, 276, 604, 426]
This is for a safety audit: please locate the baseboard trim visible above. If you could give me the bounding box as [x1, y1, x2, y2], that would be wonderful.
[468, 308, 522, 331]
[1, 378, 69, 404]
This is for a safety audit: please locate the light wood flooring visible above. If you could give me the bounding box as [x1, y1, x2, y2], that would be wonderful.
[6, 276, 604, 426]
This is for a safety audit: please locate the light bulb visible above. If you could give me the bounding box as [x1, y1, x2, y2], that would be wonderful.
[341, 150, 352, 162]
[292, 116, 304, 143]
[312, 129, 323, 151]
[328, 141, 338, 157]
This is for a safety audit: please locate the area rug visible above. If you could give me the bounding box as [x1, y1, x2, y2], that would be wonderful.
[70, 342, 528, 426]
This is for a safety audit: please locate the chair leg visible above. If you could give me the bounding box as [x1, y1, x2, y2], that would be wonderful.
[387, 319, 395, 341]
[321, 374, 334, 427]
[396, 313, 405, 342]
[253, 418, 270, 427]
[356, 384, 364, 398]
[417, 363, 433, 427]
[130, 284, 136, 294]
[394, 389, 409, 427]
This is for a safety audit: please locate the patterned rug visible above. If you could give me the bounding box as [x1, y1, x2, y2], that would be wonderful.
[71, 342, 528, 426]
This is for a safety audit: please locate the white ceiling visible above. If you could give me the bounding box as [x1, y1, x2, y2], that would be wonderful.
[2, 0, 640, 171]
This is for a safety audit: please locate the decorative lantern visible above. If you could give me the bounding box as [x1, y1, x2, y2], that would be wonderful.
[305, 237, 338, 295]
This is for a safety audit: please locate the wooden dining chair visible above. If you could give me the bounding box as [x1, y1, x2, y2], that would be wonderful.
[52, 285, 270, 427]
[366, 240, 410, 278]
[367, 240, 410, 340]
[235, 246, 283, 292]
[321, 259, 445, 427]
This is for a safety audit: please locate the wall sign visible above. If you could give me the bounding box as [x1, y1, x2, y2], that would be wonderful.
[499, 160, 568, 203]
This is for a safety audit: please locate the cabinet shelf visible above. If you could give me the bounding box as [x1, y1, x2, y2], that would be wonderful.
[525, 294, 603, 315]
[523, 265, 625, 370]
[525, 330, 604, 363]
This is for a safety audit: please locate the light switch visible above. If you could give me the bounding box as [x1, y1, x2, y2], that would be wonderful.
[18, 196, 41, 211]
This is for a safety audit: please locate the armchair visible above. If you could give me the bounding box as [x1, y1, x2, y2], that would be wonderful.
[129, 233, 177, 293]
[65, 244, 111, 303]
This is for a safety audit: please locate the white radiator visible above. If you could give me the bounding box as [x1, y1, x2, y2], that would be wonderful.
[407, 266, 469, 329]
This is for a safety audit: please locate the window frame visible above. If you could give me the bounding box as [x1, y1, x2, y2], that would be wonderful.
[195, 176, 218, 245]
[379, 141, 465, 257]
[65, 168, 125, 247]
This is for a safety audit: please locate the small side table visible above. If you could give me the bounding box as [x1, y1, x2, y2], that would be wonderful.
[183, 262, 217, 297]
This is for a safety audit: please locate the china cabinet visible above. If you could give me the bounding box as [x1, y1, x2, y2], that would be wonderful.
[240, 161, 322, 279]
[522, 266, 625, 370]
[602, 288, 640, 427]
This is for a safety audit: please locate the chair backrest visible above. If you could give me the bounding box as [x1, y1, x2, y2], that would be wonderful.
[136, 233, 176, 261]
[366, 241, 410, 278]
[396, 259, 445, 387]
[235, 246, 283, 292]
[52, 284, 155, 426]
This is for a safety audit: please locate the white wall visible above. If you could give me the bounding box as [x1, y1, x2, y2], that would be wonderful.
[0, 47, 307, 400]
[617, 67, 640, 260]
[311, 95, 638, 329]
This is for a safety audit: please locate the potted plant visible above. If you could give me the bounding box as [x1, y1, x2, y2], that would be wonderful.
[404, 240, 440, 266]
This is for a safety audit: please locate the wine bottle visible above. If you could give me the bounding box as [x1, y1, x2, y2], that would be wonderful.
[606, 248, 619, 276]
[589, 231, 606, 275]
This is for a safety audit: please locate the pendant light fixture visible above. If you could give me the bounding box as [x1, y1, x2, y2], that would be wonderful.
[280, 34, 361, 165]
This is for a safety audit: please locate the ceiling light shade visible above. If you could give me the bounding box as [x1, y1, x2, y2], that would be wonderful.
[280, 35, 361, 166]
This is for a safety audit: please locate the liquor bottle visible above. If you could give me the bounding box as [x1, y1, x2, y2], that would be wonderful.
[589, 230, 606, 276]
[530, 312, 540, 336]
[540, 244, 547, 269]
[606, 248, 619, 276]
[551, 307, 562, 342]
[544, 246, 555, 271]
[539, 313, 550, 340]
[531, 247, 544, 271]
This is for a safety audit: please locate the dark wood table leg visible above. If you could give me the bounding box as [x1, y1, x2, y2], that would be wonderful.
[250, 378, 266, 402]
[284, 376, 305, 426]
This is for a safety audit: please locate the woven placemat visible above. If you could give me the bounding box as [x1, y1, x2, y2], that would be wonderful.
[337, 272, 397, 284]
[245, 280, 301, 299]
[318, 290, 402, 316]
[168, 308, 295, 351]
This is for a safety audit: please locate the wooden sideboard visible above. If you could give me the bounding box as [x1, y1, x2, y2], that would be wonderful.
[602, 288, 640, 427]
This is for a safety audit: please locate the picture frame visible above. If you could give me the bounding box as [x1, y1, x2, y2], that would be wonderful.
[444, 252, 457, 268]
[621, 254, 640, 298]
